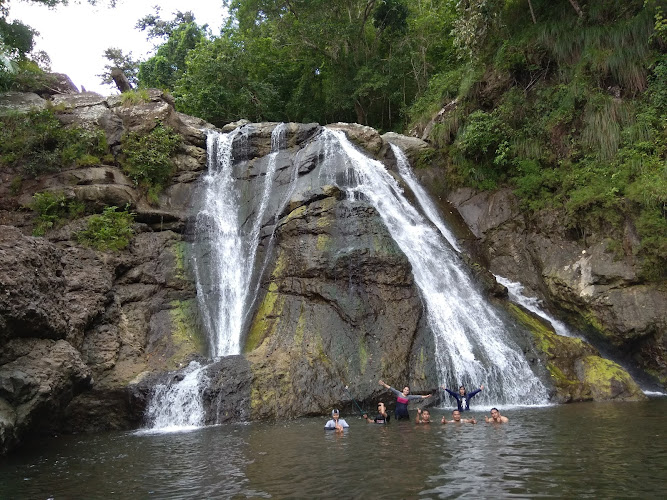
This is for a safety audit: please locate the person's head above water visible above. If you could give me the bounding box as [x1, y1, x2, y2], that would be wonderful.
[402, 386, 410, 396]
[452, 410, 462, 421]
[331, 409, 340, 419]
[377, 402, 386, 414]
[421, 410, 431, 421]
[458, 386, 466, 396]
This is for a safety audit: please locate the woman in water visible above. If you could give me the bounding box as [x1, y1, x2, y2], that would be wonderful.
[378, 380, 431, 420]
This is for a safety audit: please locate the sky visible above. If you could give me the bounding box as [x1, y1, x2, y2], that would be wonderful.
[8, 0, 227, 95]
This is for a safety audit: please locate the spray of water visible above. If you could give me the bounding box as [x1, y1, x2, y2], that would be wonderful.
[143, 361, 209, 432]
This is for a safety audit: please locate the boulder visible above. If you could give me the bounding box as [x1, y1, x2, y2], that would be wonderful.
[0, 92, 47, 115]
[327, 122, 383, 155]
[508, 303, 645, 402]
[0, 339, 91, 454]
[0, 226, 69, 342]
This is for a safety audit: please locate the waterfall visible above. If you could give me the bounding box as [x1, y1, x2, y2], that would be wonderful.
[390, 144, 461, 253]
[495, 275, 577, 338]
[320, 129, 548, 406]
[143, 361, 209, 432]
[193, 123, 287, 357]
[145, 124, 288, 430]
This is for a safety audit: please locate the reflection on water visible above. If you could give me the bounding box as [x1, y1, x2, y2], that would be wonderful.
[1, 400, 666, 499]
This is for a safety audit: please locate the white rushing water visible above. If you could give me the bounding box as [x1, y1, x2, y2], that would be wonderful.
[143, 361, 209, 432]
[146, 124, 288, 430]
[194, 124, 287, 357]
[495, 275, 577, 338]
[390, 144, 461, 252]
[320, 129, 548, 406]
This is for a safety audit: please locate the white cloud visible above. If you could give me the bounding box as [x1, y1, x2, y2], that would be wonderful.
[8, 0, 227, 95]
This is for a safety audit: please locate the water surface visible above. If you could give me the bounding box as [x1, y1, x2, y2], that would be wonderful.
[1, 399, 666, 499]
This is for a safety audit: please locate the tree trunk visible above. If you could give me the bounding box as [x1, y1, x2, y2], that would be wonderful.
[354, 99, 367, 125]
[567, 0, 584, 18]
[110, 68, 133, 93]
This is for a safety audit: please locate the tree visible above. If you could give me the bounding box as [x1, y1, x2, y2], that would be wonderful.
[137, 10, 207, 90]
[99, 47, 139, 89]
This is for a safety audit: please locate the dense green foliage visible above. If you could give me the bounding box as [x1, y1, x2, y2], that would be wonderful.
[119, 123, 181, 201]
[30, 190, 84, 236]
[137, 1, 455, 129]
[0, 109, 108, 176]
[137, 12, 206, 90]
[407, 0, 666, 279]
[77, 205, 135, 251]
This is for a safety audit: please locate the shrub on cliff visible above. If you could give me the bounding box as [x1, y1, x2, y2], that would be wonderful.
[30, 191, 85, 236]
[77, 205, 135, 251]
[0, 109, 107, 177]
[119, 122, 181, 203]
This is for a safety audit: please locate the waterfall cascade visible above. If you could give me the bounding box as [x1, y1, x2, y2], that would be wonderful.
[145, 124, 551, 431]
[321, 130, 547, 406]
[145, 125, 288, 430]
[391, 144, 461, 253]
[494, 275, 576, 338]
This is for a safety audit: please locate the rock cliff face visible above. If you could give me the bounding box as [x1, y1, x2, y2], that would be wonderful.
[0, 89, 209, 453]
[0, 87, 655, 454]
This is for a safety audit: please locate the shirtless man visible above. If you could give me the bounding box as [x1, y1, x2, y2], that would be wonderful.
[485, 407, 509, 424]
[441, 410, 476, 424]
[415, 408, 431, 424]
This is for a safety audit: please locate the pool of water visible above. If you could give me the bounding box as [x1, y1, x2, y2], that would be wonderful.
[2, 399, 666, 499]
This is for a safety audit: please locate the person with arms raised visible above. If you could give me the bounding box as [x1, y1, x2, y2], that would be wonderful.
[378, 380, 431, 420]
[441, 384, 483, 411]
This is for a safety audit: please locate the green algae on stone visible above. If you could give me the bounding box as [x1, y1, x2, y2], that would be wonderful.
[245, 282, 284, 352]
[171, 241, 188, 280]
[167, 299, 206, 368]
[576, 355, 646, 401]
[508, 302, 645, 402]
[316, 233, 332, 252]
[293, 306, 307, 348]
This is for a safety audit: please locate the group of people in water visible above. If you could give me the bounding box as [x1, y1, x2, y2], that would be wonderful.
[324, 379, 509, 431]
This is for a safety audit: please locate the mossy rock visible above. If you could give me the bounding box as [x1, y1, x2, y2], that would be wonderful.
[508, 303, 645, 402]
[575, 356, 645, 401]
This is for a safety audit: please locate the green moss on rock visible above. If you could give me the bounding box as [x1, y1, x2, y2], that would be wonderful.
[167, 299, 206, 368]
[171, 241, 188, 280]
[245, 282, 284, 352]
[576, 356, 645, 401]
[507, 303, 644, 402]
